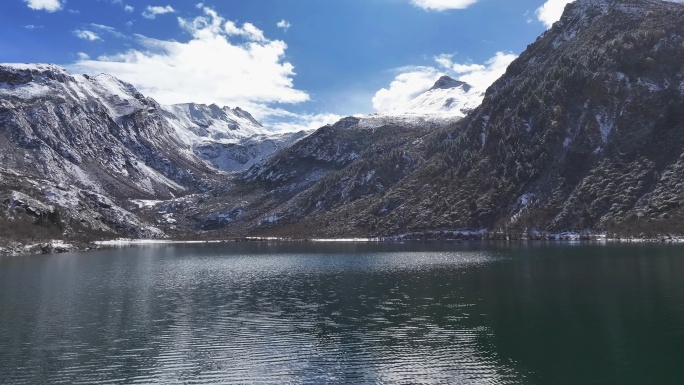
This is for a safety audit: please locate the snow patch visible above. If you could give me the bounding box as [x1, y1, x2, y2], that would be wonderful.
[520, 193, 533, 206]
[595, 110, 614, 142]
[43, 187, 80, 208]
[217, 209, 242, 222]
[0, 82, 53, 99]
[162, 213, 176, 224]
[552, 30, 578, 49]
[130, 199, 164, 208]
[637, 78, 661, 93]
[524, 120, 532, 133]
[262, 214, 280, 224]
[362, 170, 375, 184]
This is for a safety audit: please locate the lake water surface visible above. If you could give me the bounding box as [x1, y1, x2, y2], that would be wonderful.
[1, 242, 684, 384]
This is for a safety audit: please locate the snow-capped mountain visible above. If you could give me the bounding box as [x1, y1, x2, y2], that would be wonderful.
[0, 63, 211, 199]
[162, 102, 306, 172]
[162, 103, 267, 143]
[0, 63, 306, 178]
[6, 0, 684, 251]
[0, 63, 306, 246]
[332, 75, 482, 131]
[390, 75, 483, 118]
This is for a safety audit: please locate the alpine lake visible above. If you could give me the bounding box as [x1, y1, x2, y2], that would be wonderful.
[1, 241, 684, 384]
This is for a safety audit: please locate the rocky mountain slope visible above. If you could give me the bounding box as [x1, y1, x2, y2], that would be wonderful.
[4, 0, 684, 251]
[0, 61, 463, 251]
[0, 64, 305, 251]
[211, 0, 684, 238]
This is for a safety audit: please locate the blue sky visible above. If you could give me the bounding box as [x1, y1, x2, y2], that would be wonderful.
[2, 0, 580, 130]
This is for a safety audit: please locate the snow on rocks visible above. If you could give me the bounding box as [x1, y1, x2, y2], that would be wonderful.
[390, 76, 482, 118]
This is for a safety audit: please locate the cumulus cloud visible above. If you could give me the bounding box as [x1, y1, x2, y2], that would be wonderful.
[410, 0, 478, 11]
[277, 19, 292, 31]
[372, 52, 517, 112]
[77, 52, 90, 60]
[73, 30, 101, 41]
[23, 0, 63, 12]
[70, 5, 312, 128]
[267, 111, 343, 133]
[535, 0, 574, 28]
[142, 5, 176, 19]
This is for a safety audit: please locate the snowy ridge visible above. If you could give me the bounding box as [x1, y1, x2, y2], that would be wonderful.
[329, 75, 482, 130]
[195, 131, 308, 173]
[0, 63, 302, 175]
[0, 64, 149, 119]
[389, 76, 482, 118]
[162, 103, 267, 145]
[75, 74, 149, 119]
[161, 103, 307, 173]
[0, 63, 190, 197]
[353, 113, 462, 129]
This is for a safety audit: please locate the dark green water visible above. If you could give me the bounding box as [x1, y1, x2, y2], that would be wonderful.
[1, 242, 684, 384]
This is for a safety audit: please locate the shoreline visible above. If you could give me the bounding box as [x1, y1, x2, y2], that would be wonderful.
[4, 233, 684, 257]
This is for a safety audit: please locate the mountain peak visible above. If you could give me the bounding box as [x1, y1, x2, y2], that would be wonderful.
[557, 0, 668, 28]
[0, 63, 72, 86]
[429, 75, 471, 92]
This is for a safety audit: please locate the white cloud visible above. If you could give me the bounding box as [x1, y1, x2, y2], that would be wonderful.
[535, 0, 573, 28]
[90, 23, 128, 39]
[410, 0, 478, 11]
[267, 112, 343, 133]
[277, 19, 292, 31]
[142, 5, 176, 19]
[372, 67, 441, 112]
[70, 5, 310, 126]
[372, 51, 517, 112]
[109, 0, 133, 12]
[23, 0, 63, 12]
[77, 52, 90, 60]
[24, 24, 43, 30]
[73, 30, 101, 41]
[223, 21, 266, 41]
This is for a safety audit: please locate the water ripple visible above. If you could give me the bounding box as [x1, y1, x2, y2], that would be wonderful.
[4, 242, 684, 383]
